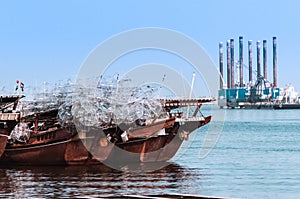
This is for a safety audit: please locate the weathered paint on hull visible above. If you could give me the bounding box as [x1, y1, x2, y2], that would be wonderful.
[105, 116, 212, 164]
[0, 127, 114, 166]
[0, 137, 115, 166]
[156, 133, 183, 162]
[105, 135, 170, 164]
[65, 136, 115, 165]
[0, 116, 212, 166]
[140, 135, 170, 162]
[0, 135, 8, 158]
[0, 139, 69, 165]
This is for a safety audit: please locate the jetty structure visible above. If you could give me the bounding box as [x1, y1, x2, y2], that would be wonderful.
[218, 36, 300, 109]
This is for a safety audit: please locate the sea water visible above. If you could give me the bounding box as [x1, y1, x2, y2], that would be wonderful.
[0, 108, 300, 198]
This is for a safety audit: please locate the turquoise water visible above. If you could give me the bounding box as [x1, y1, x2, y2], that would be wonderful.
[178, 108, 300, 198]
[1, 109, 300, 198]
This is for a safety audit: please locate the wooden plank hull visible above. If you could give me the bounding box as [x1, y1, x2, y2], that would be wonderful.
[156, 116, 212, 162]
[0, 139, 69, 165]
[156, 132, 182, 162]
[105, 135, 169, 164]
[0, 116, 211, 166]
[0, 135, 8, 158]
[0, 127, 114, 166]
[105, 116, 212, 164]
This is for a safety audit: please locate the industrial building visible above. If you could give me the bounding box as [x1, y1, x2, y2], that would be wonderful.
[218, 36, 300, 109]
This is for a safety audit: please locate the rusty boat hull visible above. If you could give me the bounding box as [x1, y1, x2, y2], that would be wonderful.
[0, 125, 116, 166]
[105, 115, 212, 164]
[0, 95, 24, 159]
[0, 135, 8, 158]
[0, 97, 214, 166]
[0, 118, 173, 166]
[0, 116, 211, 166]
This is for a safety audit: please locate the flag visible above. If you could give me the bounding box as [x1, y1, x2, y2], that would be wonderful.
[20, 82, 24, 91]
[15, 80, 19, 91]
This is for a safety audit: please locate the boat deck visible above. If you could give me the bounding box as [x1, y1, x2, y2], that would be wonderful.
[0, 113, 21, 121]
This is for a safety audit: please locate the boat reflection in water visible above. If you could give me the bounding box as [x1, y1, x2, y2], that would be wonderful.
[0, 163, 200, 198]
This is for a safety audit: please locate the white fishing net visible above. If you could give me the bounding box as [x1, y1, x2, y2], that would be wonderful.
[18, 78, 166, 128]
[10, 123, 31, 143]
[61, 78, 166, 127]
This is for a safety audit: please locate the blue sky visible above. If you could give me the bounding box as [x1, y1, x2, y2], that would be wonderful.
[0, 0, 299, 95]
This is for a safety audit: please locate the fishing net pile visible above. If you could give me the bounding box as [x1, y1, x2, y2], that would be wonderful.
[19, 78, 165, 128]
[59, 78, 165, 127]
[10, 123, 31, 143]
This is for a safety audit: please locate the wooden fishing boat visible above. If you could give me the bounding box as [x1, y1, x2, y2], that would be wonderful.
[0, 95, 24, 157]
[0, 97, 214, 166]
[105, 98, 213, 164]
[105, 115, 212, 164]
[0, 107, 116, 166]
